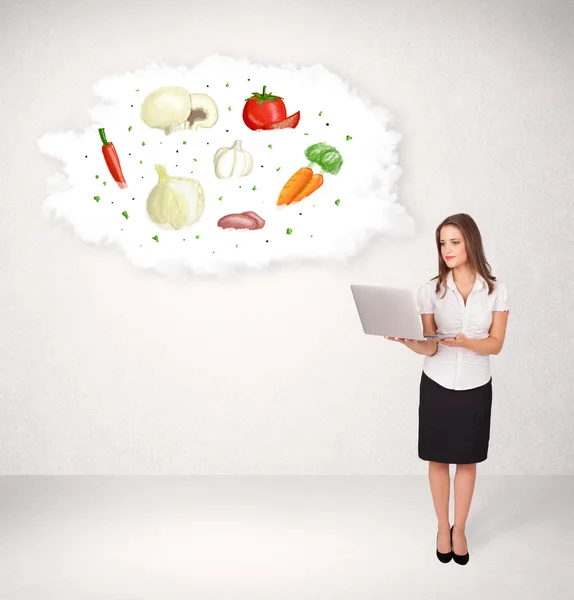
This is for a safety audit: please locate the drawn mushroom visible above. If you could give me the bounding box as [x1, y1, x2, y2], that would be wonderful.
[140, 86, 218, 135]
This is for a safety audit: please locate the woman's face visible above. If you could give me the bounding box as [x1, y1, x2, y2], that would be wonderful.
[439, 225, 467, 268]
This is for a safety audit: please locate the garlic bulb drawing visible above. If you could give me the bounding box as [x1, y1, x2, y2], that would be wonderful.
[140, 86, 218, 135]
[146, 165, 205, 230]
[214, 140, 253, 179]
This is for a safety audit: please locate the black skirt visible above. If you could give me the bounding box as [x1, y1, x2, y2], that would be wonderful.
[418, 370, 492, 465]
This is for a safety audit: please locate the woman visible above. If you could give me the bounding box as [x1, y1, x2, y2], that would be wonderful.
[385, 213, 509, 565]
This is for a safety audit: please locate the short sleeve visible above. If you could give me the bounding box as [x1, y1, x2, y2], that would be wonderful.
[416, 282, 435, 315]
[493, 282, 509, 311]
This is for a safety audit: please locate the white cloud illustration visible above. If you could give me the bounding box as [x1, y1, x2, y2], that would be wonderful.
[38, 54, 414, 276]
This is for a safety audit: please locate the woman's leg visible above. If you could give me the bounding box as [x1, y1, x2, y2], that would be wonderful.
[453, 463, 477, 553]
[428, 461, 451, 551]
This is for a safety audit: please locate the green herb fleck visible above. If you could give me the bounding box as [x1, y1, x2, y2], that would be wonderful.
[236, 244, 238, 248]
[286, 228, 293, 235]
[139, 160, 142, 164]
[319, 111, 322, 116]
[268, 144, 272, 149]
[128, 126, 132, 132]
[276, 167, 281, 171]
[196, 235, 200, 239]
[304, 133, 309, 136]
[103, 181, 107, 186]
[252, 185, 257, 191]
[193, 158, 197, 162]
[183, 141, 187, 145]
[95, 175, 99, 179]
[122, 211, 129, 219]
[212, 250, 215, 254]
[135, 89, 139, 92]
[228, 106, 232, 111]
[142, 141, 146, 146]
[218, 196, 223, 201]
[335, 199, 340, 206]
[152, 235, 159, 242]
[310, 234, 314, 238]
[226, 82, 230, 87]
[93, 196, 100, 202]
[346, 135, 352, 141]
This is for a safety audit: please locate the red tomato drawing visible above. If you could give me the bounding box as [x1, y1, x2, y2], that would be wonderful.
[243, 85, 287, 130]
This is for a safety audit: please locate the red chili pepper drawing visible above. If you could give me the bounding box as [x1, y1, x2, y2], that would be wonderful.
[98, 127, 127, 189]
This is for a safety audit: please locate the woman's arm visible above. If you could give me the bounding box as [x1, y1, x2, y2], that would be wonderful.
[385, 338, 438, 355]
[459, 311, 509, 355]
[413, 314, 439, 355]
[414, 340, 439, 355]
[459, 337, 501, 355]
[384, 315, 439, 355]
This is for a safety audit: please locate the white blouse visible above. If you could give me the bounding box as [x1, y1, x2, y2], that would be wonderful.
[416, 270, 509, 391]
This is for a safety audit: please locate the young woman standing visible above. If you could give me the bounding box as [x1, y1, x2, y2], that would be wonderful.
[385, 213, 509, 565]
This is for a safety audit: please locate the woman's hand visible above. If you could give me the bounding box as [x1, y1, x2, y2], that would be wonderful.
[438, 333, 468, 348]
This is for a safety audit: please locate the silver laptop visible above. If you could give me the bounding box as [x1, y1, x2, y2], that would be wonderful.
[350, 284, 452, 340]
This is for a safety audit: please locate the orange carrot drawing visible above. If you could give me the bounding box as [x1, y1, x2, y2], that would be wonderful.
[291, 173, 323, 204]
[277, 167, 313, 206]
[276, 143, 343, 206]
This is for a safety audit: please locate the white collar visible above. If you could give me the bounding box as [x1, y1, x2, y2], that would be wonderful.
[446, 270, 488, 291]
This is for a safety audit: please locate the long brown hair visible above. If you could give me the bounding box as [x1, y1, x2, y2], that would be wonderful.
[431, 213, 497, 299]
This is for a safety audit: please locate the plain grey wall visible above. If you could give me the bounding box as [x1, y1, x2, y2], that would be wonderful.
[1, 0, 572, 474]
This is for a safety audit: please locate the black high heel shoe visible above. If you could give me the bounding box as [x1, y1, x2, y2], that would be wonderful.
[436, 528, 453, 563]
[451, 525, 470, 565]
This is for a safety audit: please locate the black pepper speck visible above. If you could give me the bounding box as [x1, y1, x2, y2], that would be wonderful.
[226, 130, 229, 132]
[85, 155, 87, 158]
[176, 150, 178, 153]
[128, 153, 131, 156]
[326, 123, 330, 126]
